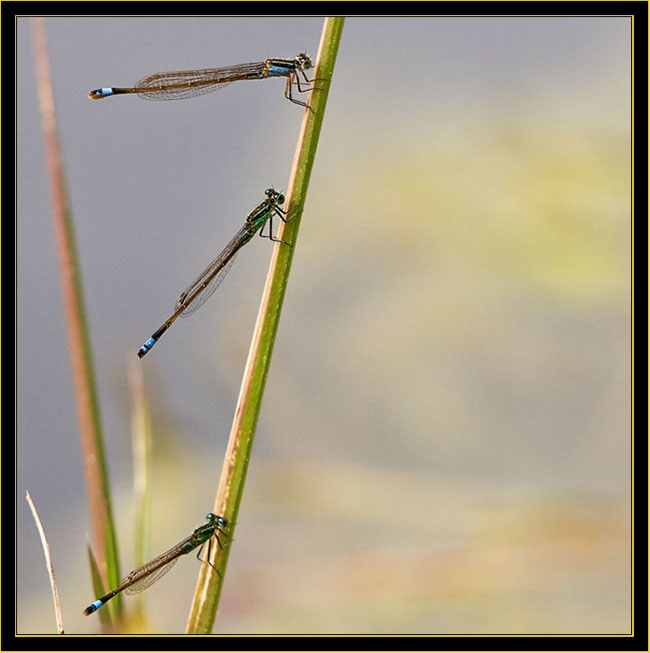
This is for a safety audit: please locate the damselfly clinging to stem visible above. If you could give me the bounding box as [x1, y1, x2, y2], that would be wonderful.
[88, 53, 316, 108]
[137, 188, 298, 359]
[83, 513, 228, 615]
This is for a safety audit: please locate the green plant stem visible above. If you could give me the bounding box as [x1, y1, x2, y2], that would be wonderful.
[185, 16, 345, 634]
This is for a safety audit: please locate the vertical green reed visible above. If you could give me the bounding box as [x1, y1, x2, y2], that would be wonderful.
[186, 16, 345, 634]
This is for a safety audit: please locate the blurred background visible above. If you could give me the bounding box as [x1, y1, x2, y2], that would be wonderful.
[17, 16, 631, 634]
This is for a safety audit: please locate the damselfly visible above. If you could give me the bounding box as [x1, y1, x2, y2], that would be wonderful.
[89, 53, 315, 107]
[83, 512, 228, 615]
[137, 188, 296, 359]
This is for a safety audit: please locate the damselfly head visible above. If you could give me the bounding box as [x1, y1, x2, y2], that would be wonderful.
[265, 188, 285, 205]
[296, 53, 312, 71]
[206, 513, 228, 527]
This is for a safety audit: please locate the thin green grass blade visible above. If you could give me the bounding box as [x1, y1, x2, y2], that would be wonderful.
[186, 16, 346, 634]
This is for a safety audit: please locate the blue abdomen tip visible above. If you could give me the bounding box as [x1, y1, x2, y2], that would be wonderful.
[137, 337, 156, 358]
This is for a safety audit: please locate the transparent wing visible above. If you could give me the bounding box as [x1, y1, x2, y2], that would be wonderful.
[174, 222, 252, 317]
[176, 254, 237, 317]
[123, 557, 179, 595]
[135, 62, 263, 100]
[136, 72, 233, 100]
